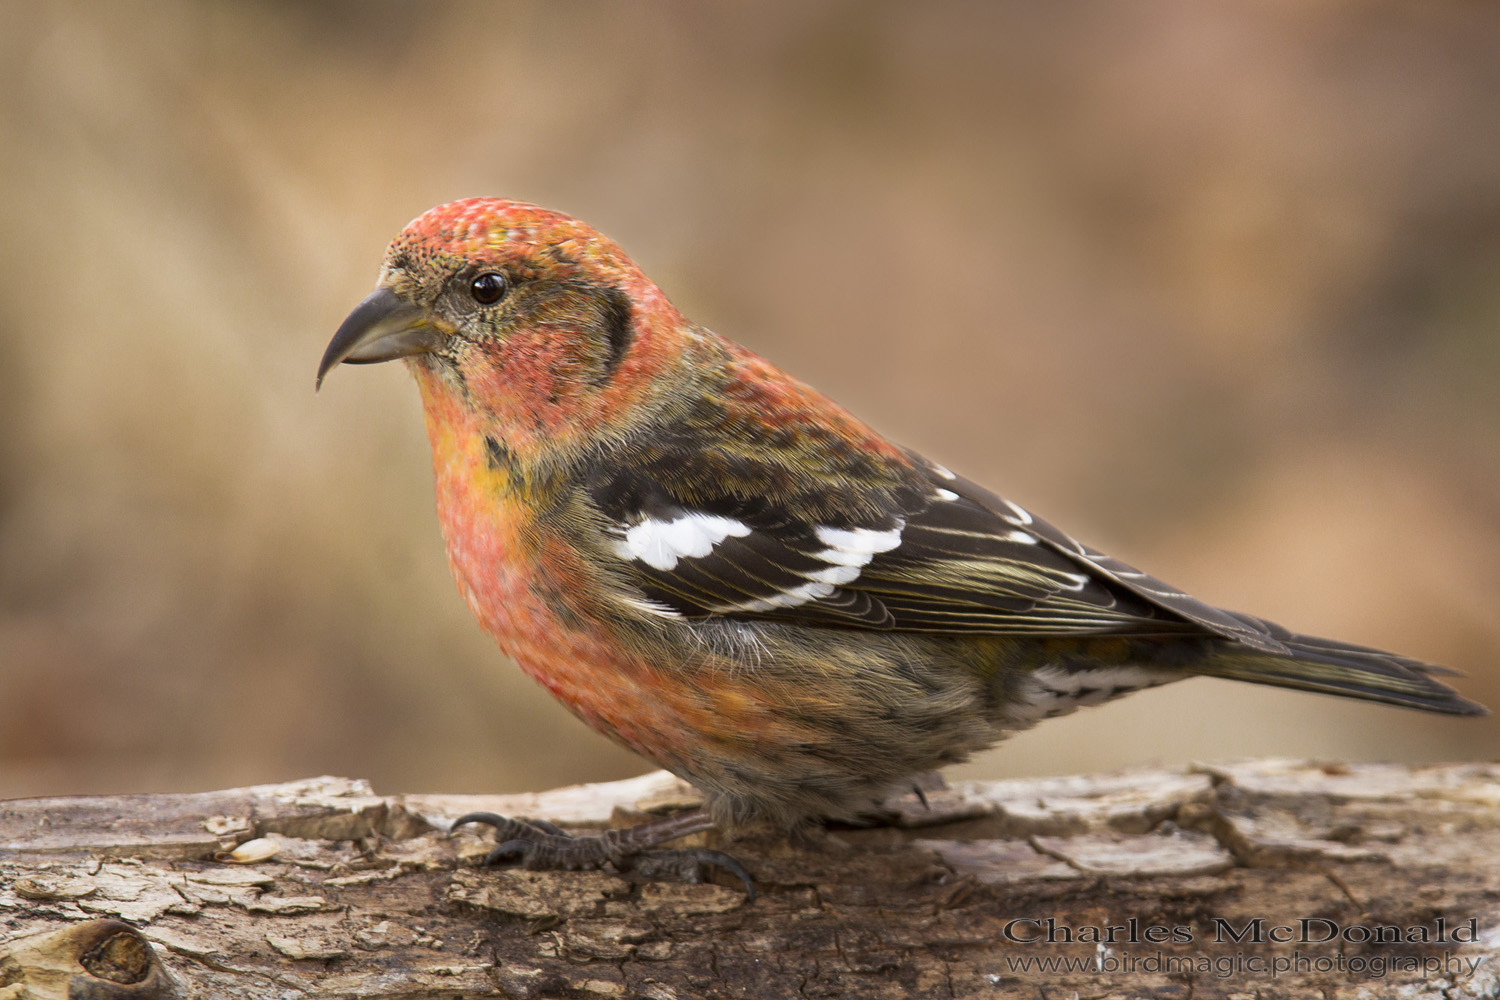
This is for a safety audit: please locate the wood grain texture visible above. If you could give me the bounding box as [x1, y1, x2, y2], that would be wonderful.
[3, 763, 1498, 998]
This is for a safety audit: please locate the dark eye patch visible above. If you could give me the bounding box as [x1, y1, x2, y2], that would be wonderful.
[598, 286, 633, 380]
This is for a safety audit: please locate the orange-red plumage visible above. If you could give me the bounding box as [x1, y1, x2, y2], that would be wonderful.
[320, 198, 1483, 843]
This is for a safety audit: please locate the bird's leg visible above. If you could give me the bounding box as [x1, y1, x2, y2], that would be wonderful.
[450, 807, 755, 900]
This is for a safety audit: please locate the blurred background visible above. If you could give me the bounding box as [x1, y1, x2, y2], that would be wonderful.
[1, 1, 1497, 799]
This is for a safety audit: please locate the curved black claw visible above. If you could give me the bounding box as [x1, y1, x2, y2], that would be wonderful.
[451, 811, 560, 841]
[617, 847, 757, 902]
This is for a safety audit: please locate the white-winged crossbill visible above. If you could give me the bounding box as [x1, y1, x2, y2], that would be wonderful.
[319, 198, 1484, 894]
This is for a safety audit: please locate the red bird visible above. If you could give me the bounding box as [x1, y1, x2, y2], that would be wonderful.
[319, 198, 1483, 896]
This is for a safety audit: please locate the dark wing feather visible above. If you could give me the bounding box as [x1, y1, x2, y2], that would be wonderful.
[937, 472, 1293, 655]
[579, 404, 1483, 717]
[586, 443, 1253, 642]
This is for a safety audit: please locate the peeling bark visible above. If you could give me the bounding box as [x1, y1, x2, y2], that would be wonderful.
[2, 762, 1498, 998]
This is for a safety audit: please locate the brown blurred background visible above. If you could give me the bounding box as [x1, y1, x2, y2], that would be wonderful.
[1, 1, 1497, 800]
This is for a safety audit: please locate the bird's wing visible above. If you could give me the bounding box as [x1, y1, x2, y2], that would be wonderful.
[584, 438, 1289, 652]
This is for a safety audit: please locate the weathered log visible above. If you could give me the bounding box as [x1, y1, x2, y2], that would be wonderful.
[2, 761, 1498, 998]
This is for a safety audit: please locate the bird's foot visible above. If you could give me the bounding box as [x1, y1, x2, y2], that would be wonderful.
[450, 808, 755, 901]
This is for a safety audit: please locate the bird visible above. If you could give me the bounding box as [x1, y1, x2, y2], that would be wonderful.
[318, 197, 1485, 897]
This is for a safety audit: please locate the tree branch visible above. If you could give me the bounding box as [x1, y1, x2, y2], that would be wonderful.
[3, 761, 1498, 998]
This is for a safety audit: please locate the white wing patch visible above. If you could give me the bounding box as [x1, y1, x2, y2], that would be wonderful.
[612, 513, 751, 571]
[611, 510, 908, 614]
[718, 519, 907, 613]
[725, 580, 837, 612]
[813, 524, 904, 560]
[1000, 498, 1034, 526]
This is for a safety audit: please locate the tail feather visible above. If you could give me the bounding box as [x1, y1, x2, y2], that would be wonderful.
[1195, 612, 1487, 717]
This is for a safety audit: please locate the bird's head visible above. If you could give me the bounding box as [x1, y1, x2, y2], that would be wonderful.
[320, 198, 694, 457]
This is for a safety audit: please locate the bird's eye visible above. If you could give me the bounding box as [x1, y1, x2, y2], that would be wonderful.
[469, 271, 507, 305]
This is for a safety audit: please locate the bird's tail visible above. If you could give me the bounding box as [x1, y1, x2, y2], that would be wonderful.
[1195, 613, 1487, 716]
